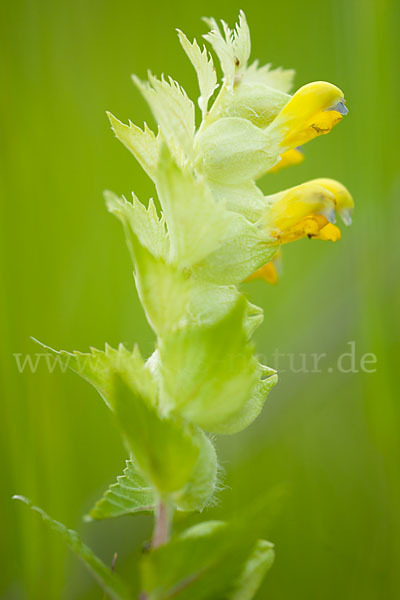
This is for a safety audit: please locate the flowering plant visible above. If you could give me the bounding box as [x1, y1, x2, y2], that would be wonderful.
[15, 11, 352, 600]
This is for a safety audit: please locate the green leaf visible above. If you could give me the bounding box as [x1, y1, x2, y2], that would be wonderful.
[131, 232, 190, 336]
[140, 520, 272, 600]
[177, 30, 218, 115]
[203, 11, 251, 87]
[229, 539, 275, 600]
[13, 496, 132, 600]
[33, 340, 157, 411]
[87, 460, 155, 521]
[107, 112, 160, 178]
[106, 191, 168, 258]
[155, 147, 230, 268]
[113, 373, 200, 494]
[243, 60, 295, 93]
[133, 74, 195, 160]
[159, 297, 260, 432]
[107, 188, 191, 335]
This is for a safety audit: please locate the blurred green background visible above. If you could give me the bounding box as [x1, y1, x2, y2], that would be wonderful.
[1, 0, 399, 597]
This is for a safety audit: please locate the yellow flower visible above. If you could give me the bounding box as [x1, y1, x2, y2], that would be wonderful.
[246, 179, 353, 284]
[271, 81, 348, 151]
[264, 178, 352, 243]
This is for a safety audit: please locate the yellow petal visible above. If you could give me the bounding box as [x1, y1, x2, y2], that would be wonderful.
[276, 214, 329, 244]
[264, 181, 336, 237]
[310, 178, 354, 224]
[271, 81, 346, 150]
[246, 260, 278, 284]
[268, 148, 304, 173]
[312, 223, 341, 241]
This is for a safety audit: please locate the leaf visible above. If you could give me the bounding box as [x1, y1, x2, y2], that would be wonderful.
[140, 520, 272, 600]
[113, 373, 200, 494]
[203, 22, 235, 87]
[13, 496, 132, 600]
[203, 11, 251, 87]
[243, 60, 295, 93]
[107, 191, 189, 335]
[131, 232, 190, 336]
[87, 459, 155, 520]
[229, 539, 275, 600]
[32, 340, 157, 411]
[106, 191, 168, 258]
[155, 146, 230, 268]
[230, 10, 251, 73]
[159, 297, 260, 432]
[133, 73, 195, 159]
[107, 112, 159, 178]
[177, 30, 218, 115]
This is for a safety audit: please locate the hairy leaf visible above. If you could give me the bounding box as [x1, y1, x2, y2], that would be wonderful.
[33, 340, 157, 410]
[87, 460, 155, 520]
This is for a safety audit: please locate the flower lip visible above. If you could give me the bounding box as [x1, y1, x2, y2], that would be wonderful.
[327, 100, 348, 116]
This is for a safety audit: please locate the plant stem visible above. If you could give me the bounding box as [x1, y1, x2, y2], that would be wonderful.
[151, 500, 172, 549]
[139, 501, 172, 598]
